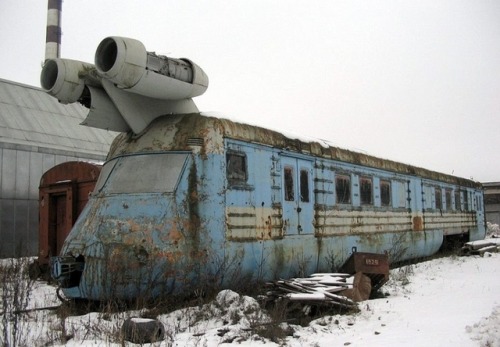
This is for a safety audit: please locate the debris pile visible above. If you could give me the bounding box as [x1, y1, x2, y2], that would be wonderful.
[461, 239, 500, 256]
[264, 252, 389, 311]
[264, 272, 374, 310]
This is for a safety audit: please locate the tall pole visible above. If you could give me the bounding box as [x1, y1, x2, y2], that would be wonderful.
[45, 0, 62, 62]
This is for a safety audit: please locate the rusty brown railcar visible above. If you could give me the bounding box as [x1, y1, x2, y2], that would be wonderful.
[38, 161, 101, 268]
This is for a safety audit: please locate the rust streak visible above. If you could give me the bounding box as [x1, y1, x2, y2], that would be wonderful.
[413, 216, 423, 231]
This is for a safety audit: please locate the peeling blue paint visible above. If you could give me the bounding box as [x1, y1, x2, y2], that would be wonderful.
[52, 114, 485, 301]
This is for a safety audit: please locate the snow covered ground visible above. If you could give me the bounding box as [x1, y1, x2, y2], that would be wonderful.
[1, 250, 499, 346]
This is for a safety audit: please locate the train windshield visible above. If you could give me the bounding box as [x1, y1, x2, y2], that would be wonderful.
[94, 153, 188, 194]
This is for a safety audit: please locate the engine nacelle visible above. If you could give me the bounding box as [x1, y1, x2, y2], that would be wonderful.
[40, 36, 207, 134]
[95, 36, 209, 100]
[40, 59, 96, 104]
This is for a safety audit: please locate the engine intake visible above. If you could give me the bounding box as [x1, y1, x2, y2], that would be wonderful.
[95, 36, 208, 100]
[40, 58, 96, 104]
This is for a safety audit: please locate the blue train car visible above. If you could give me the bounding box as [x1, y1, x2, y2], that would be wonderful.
[41, 36, 485, 301]
[51, 113, 485, 301]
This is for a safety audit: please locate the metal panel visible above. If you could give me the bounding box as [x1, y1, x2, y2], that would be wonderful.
[226, 206, 283, 240]
[0, 78, 117, 157]
[2, 149, 17, 199]
[15, 150, 30, 198]
[14, 200, 29, 254]
[42, 153, 56, 174]
[55, 154, 69, 166]
[315, 209, 413, 236]
[29, 152, 44, 199]
[1, 200, 15, 257]
[28, 200, 39, 255]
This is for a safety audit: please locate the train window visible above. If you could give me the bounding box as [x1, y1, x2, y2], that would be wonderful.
[435, 188, 442, 210]
[226, 152, 247, 185]
[423, 185, 433, 209]
[104, 153, 187, 193]
[360, 177, 373, 205]
[336, 175, 351, 204]
[284, 166, 294, 201]
[300, 169, 310, 202]
[380, 180, 391, 207]
[464, 191, 469, 211]
[454, 190, 461, 211]
[445, 189, 452, 211]
[396, 181, 407, 208]
[476, 195, 482, 211]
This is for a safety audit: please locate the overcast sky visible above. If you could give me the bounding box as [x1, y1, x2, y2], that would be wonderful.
[1, 0, 499, 182]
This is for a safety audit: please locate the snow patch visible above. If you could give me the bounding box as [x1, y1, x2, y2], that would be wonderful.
[1, 254, 499, 346]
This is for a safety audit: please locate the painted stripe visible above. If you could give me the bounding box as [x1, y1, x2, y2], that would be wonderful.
[45, 43, 59, 61]
[48, 0, 62, 11]
[46, 9, 60, 27]
[46, 25, 61, 43]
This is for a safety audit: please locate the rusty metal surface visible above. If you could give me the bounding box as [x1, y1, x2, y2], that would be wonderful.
[340, 251, 390, 275]
[39, 161, 101, 188]
[38, 162, 101, 265]
[108, 114, 481, 189]
[422, 211, 477, 235]
[340, 251, 390, 290]
[51, 113, 485, 301]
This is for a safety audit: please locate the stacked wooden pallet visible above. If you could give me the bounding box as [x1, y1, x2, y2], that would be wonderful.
[461, 238, 500, 256]
[265, 273, 363, 309]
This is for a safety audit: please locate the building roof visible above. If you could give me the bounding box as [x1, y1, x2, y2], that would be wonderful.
[0, 78, 117, 158]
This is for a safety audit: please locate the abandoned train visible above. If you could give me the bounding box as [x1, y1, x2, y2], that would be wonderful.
[41, 37, 485, 301]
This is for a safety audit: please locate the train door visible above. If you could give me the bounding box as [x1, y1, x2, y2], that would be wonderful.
[281, 156, 314, 235]
[49, 192, 70, 256]
[39, 182, 76, 263]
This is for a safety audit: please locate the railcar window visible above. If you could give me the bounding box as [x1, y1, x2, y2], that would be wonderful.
[445, 189, 452, 211]
[454, 190, 461, 211]
[360, 177, 373, 205]
[476, 195, 482, 211]
[226, 152, 247, 185]
[284, 166, 295, 201]
[300, 169, 310, 202]
[380, 180, 391, 207]
[435, 188, 442, 210]
[396, 181, 407, 208]
[423, 185, 432, 209]
[463, 191, 469, 211]
[336, 175, 351, 204]
[104, 153, 187, 193]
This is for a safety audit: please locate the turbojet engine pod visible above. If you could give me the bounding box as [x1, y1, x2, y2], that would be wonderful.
[40, 58, 96, 104]
[95, 36, 209, 100]
[40, 36, 209, 134]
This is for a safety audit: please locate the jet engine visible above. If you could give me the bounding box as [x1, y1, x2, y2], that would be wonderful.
[95, 36, 208, 100]
[40, 58, 96, 104]
[40, 36, 209, 134]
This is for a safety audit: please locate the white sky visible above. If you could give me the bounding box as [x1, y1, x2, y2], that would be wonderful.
[1, 0, 499, 182]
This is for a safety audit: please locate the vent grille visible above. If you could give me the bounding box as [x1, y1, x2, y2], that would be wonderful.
[187, 138, 203, 146]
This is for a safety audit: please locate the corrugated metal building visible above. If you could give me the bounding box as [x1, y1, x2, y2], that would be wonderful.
[483, 182, 500, 226]
[0, 78, 117, 258]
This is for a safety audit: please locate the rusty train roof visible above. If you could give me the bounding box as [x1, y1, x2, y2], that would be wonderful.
[108, 113, 481, 189]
